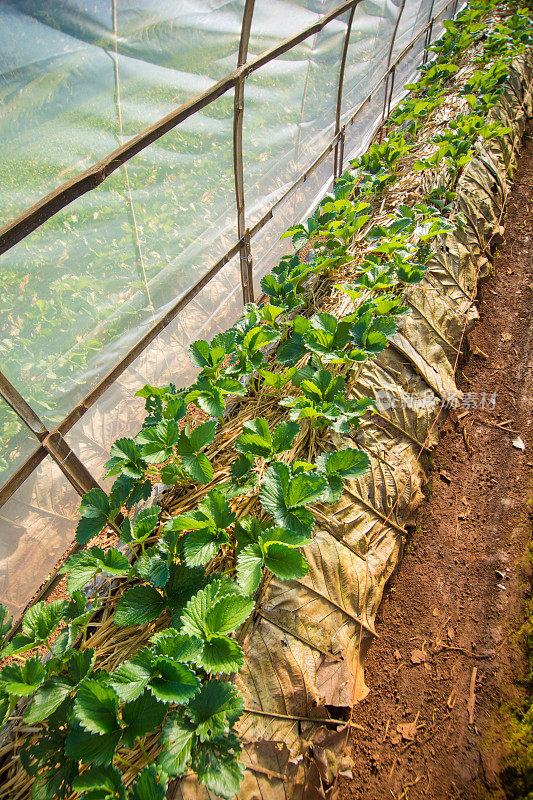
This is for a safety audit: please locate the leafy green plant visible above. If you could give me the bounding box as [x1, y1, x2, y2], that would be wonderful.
[3, 4, 527, 797]
[280, 366, 375, 433]
[164, 490, 236, 567]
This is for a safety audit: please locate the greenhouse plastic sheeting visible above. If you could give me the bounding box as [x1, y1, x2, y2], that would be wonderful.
[0, 0, 451, 618]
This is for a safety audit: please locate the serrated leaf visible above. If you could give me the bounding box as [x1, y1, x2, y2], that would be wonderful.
[235, 417, 272, 458]
[260, 462, 324, 534]
[114, 586, 166, 628]
[61, 548, 130, 594]
[66, 725, 120, 766]
[121, 691, 167, 748]
[318, 448, 371, 479]
[165, 565, 209, 626]
[148, 659, 200, 704]
[157, 715, 195, 776]
[0, 657, 45, 696]
[134, 549, 169, 588]
[272, 420, 299, 454]
[188, 420, 217, 452]
[21, 730, 79, 799]
[130, 766, 168, 800]
[106, 438, 145, 480]
[286, 472, 327, 508]
[183, 530, 222, 567]
[109, 650, 153, 702]
[133, 508, 160, 540]
[137, 421, 180, 464]
[74, 680, 119, 735]
[193, 734, 244, 799]
[181, 452, 213, 484]
[67, 649, 96, 684]
[236, 544, 263, 595]
[263, 542, 309, 581]
[200, 636, 245, 674]
[79, 488, 111, 519]
[0, 604, 12, 642]
[201, 490, 236, 530]
[73, 765, 126, 800]
[205, 595, 254, 637]
[23, 676, 72, 723]
[188, 680, 244, 741]
[150, 631, 203, 663]
[22, 599, 67, 642]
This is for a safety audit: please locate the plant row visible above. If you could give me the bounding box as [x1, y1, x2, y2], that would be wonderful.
[0, 3, 531, 798]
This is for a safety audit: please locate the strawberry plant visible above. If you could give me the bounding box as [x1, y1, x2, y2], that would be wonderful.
[2, 3, 529, 797]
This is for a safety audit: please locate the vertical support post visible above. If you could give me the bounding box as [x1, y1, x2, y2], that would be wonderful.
[422, 0, 436, 64]
[0, 371, 102, 498]
[233, 0, 256, 305]
[334, 5, 356, 180]
[386, 65, 396, 119]
[379, 0, 407, 139]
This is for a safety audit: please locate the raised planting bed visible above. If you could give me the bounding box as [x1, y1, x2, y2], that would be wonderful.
[0, 2, 532, 798]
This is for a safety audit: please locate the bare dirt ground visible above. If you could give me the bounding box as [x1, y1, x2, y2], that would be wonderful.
[337, 122, 533, 800]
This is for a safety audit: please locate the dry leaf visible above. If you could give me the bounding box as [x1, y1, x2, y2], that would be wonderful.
[512, 436, 525, 451]
[411, 648, 426, 664]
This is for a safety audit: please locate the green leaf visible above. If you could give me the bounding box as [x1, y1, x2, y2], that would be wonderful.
[188, 680, 244, 742]
[76, 489, 114, 544]
[73, 765, 126, 800]
[24, 676, 72, 723]
[205, 595, 254, 637]
[130, 766, 168, 800]
[79, 488, 111, 520]
[181, 451, 213, 484]
[121, 691, 167, 748]
[318, 448, 371, 479]
[22, 599, 67, 642]
[132, 508, 160, 541]
[74, 680, 119, 735]
[134, 549, 169, 588]
[0, 657, 45, 696]
[137, 421, 180, 464]
[230, 453, 254, 486]
[114, 586, 166, 628]
[263, 542, 309, 581]
[160, 463, 183, 485]
[61, 548, 130, 594]
[106, 438, 145, 480]
[157, 714, 194, 776]
[148, 659, 200, 704]
[183, 530, 222, 567]
[165, 564, 208, 626]
[260, 462, 325, 534]
[188, 420, 217, 451]
[199, 490, 236, 530]
[193, 734, 244, 799]
[150, 631, 203, 663]
[66, 725, 121, 766]
[200, 636, 245, 674]
[0, 604, 12, 643]
[236, 544, 263, 595]
[67, 649, 96, 684]
[272, 420, 299, 453]
[286, 472, 327, 508]
[21, 731, 79, 800]
[109, 650, 153, 702]
[73, 766, 126, 800]
[235, 417, 272, 458]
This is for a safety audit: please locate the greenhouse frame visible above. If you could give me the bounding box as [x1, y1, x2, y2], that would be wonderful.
[0, 0, 456, 623]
